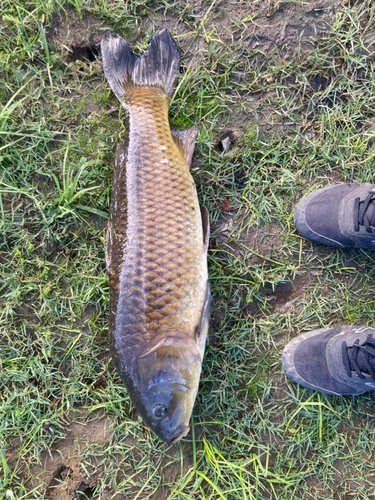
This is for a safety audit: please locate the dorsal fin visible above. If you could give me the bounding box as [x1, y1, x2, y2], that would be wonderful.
[171, 126, 198, 166]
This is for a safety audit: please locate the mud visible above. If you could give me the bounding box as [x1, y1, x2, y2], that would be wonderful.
[213, 219, 285, 264]
[11, 412, 112, 500]
[212, 1, 341, 58]
[142, 0, 341, 57]
[244, 2, 339, 56]
[262, 272, 311, 315]
[47, 11, 105, 65]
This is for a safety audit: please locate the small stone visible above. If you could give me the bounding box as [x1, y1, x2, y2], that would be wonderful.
[220, 136, 232, 152]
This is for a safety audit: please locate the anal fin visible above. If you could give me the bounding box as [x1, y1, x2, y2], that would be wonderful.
[171, 126, 198, 167]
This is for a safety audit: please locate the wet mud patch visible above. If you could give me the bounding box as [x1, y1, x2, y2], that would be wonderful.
[241, 1, 341, 57]
[247, 272, 312, 317]
[144, 0, 341, 58]
[212, 219, 285, 264]
[19, 412, 112, 500]
[237, 222, 286, 263]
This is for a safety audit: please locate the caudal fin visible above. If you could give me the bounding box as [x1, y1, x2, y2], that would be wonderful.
[101, 29, 180, 103]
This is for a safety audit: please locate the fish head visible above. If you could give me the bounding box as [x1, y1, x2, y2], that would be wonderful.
[132, 340, 202, 444]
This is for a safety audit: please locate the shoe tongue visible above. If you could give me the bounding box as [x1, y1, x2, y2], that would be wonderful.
[367, 198, 375, 220]
[347, 338, 375, 376]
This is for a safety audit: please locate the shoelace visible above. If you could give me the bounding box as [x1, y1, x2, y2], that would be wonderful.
[342, 334, 375, 380]
[354, 194, 375, 232]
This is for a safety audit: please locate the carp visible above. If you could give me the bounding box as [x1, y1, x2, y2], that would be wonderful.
[101, 29, 210, 443]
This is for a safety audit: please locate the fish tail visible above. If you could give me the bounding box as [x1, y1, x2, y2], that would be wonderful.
[101, 29, 180, 103]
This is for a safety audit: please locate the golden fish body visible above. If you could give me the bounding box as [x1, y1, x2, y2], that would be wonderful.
[102, 30, 210, 443]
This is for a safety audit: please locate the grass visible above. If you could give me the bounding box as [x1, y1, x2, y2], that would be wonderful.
[1, 0, 375, 499]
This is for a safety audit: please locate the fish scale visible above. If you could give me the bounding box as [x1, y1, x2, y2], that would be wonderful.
[108, 87, 206, 359]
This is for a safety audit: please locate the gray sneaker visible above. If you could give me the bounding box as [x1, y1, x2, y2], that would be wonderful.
[282, 326, 375, 395]
[294, 183, 375, 248]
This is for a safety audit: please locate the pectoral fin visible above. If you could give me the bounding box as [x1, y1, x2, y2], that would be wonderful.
[196, 282, 211, 356]
[200, 206, 210, 253]
[171, 126, 198, 167]
[105, 221, 112, 274]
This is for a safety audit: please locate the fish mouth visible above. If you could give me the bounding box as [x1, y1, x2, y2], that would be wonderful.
[167, 424, 190, 445]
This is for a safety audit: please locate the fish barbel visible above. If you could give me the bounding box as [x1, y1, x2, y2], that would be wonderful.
[101, 29, 210, 443]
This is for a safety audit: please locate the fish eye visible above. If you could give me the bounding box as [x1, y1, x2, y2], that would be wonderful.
[153, 404, 168, 418]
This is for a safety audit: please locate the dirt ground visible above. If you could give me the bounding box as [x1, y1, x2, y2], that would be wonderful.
[46, 1, 342, 68]
[29, 413, 112, 500]
[5, 1, 364, 498]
